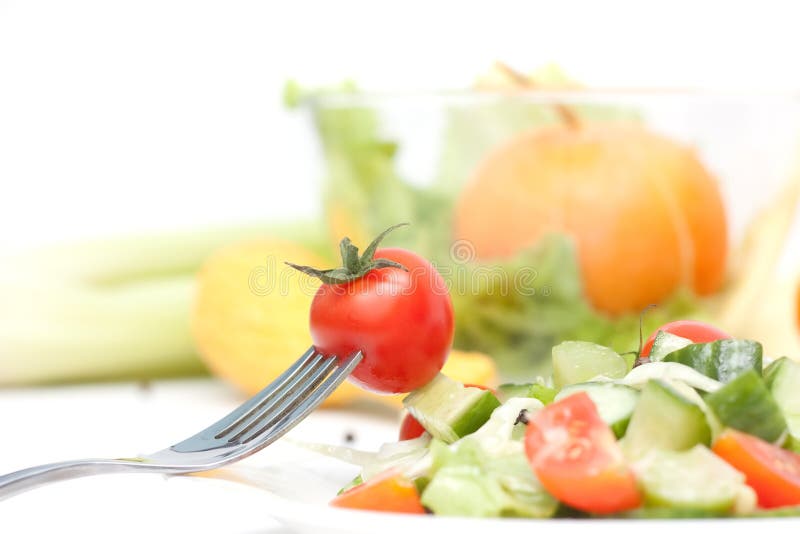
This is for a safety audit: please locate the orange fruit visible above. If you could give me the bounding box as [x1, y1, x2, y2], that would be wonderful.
[454, 123, 727, 314]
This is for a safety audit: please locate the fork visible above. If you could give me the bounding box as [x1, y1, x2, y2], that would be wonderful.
[0, 347, 362, 500]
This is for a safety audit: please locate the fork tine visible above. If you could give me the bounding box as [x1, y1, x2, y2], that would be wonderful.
[229, 355, 338, 442]
[240, 351, 363, 447]
[215, 352, 329, 440]
[171, 347, 317, 451]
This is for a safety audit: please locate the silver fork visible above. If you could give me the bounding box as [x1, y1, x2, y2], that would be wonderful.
[0, 347, 362, 500]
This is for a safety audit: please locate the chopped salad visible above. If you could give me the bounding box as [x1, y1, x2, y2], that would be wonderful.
[328, 321, 800, 518]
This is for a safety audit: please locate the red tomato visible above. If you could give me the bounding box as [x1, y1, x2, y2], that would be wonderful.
[330, 470, 426, 514]
[713, 430, 800, 508]
[310, 248, 454, 394]
[641, 319, 730, 357]
[398, 384, 491, 440]
[524, 392, 641, 514]
[398, 413, 426, 441]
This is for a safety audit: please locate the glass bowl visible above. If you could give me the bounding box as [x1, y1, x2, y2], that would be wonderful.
[302, 90, 800, 379]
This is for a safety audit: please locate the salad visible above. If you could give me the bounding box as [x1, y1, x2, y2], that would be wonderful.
[287, 225, 800, 518]
[327, 321, 800, 518]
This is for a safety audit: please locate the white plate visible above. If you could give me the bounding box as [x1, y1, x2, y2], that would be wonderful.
[206, 412, 800, 534]
[3, 381, 800, 533]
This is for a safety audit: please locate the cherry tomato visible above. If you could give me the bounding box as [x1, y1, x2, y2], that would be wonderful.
[398, 413, 426, 441]
[713, 430, 800, 508]
[398, 384, 492, 441]
[310, 248, 454, 394]
[330, 469, 426, 514]
[641, 319, 730, 357]
[524, 392, 641, 514]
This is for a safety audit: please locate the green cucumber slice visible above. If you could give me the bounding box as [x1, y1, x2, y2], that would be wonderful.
[496, 382, 557, 404]
[637, 445, 745, 512]
[554, 382, 638, 437]
[648, 331, 692, 362]
[623, 379, 711, 459]
[552, 341, 627, 388]
[706, 370, 787, 443]
[764, 357, 800, 450]
[403, 374, 500, 443]
[663, 339, 762, 383]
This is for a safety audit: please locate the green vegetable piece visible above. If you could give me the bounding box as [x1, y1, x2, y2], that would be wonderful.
[337, 474, 363, 495]
[648, 330, 692, 362]
[764, 357, 800, 450]
[638, 446, 745, 512]
[745, 506, 800, 517]
[706, 370, 787, 443]
[421, 440, 557, 518]
[623, 379, 711, 459]
[613, 508, 725, 519]
[552, 341, 627, 388]
[663, 339, 762, 383]
[621, 351, 637, 372]
[403, 374, 501, 443]
[496, 382, 557, 404]
[554, 382, 639, 438]
[413, 476, 430, 495]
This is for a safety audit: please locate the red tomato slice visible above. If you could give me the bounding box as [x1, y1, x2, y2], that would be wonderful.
[398, 413, 427, 441]
[524, 392, 641, 514]
[641, 319, 730, 357]
[330, 470, 426, 514]
[713, 430, 800, 508]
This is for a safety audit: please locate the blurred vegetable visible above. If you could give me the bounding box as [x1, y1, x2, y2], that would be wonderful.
[192, 238, 326, 395]
[454, 123, 728, 314]
[0, 222, 330, 385]
[449, 234, 699, 378]
[717, 166, 800, 358]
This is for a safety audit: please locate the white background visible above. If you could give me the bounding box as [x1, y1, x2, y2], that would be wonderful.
[2, 0, 800, 252]
[2, 2, 800, 532]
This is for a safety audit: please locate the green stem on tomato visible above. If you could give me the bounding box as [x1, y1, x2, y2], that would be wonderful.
[286, 223, 409, 284]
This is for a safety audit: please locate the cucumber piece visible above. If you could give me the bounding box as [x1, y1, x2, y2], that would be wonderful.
[496, 382, 557, 404]
[623, 379, 711, 459]
[637, 445, 745, 512]
[663, 339, 762, 383]
[554, 382, 639, 437]
[403, 374, 500, 443]
[648, 331, 692, 362]
[552, 341, 627, 388]
[764, 357, 800, 449]
[706, 370, 787, 443]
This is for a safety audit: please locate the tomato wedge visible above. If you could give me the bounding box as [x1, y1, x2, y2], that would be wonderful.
[398, 412, 427, 441]
[713, 430, 800, 508]
[330, 470, 426, 514]
[524, 392, 641, 514]
[641, 320, 730, 357]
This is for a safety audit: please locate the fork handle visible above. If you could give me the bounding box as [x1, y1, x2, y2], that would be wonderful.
[0, 458, 150, 500]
